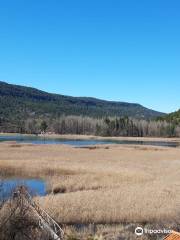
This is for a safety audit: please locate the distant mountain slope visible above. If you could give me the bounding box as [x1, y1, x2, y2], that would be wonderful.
[0, 81, 165, 126]
[157, 109, 180, 125]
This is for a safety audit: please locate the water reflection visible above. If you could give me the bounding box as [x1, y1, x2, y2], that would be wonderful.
[0, 135, 179, 148]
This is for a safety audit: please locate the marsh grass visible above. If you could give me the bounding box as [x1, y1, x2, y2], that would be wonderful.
[0, 142, 180, 239]
[62, 222, 180, 240]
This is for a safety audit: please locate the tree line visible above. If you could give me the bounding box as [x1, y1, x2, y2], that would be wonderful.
[1, 115, 179, 137]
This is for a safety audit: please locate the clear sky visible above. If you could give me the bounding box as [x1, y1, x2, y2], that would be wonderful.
[0, 0, 179, 113]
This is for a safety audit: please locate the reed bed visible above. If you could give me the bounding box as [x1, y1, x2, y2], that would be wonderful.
[0, 142, 180, 237]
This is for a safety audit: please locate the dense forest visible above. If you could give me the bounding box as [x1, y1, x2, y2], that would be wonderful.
[157, 109, 180, 125]
[0, 81, 164, 124]
[0, 81, 179, 137]
[1, 115, 179, 138]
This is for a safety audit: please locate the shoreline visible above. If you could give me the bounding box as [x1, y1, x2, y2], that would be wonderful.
[0, 132, 180, 143]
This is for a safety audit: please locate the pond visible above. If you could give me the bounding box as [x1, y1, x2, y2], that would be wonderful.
[0, 135, 179, 148]
[0, 179, 46, 201]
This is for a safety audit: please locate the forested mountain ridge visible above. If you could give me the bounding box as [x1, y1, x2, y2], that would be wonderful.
[0, 81, 165, 118]
[0, 81, 167, 132]
[157, 109, 180, 125]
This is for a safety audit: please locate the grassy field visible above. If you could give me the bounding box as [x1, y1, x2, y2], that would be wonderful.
[0, 141, 180, 239]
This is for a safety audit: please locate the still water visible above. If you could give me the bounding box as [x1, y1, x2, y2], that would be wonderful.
[0, 179, 46, 200]
[0, 135, 179, 148]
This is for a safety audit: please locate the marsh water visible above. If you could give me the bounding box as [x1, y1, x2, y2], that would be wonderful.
[0, 179, 46, 200]
[0, 135, 179, 148]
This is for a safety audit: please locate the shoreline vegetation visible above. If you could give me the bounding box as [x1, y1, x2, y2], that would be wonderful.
[2, 116, 180, 138]
[1, 142, 180, 239]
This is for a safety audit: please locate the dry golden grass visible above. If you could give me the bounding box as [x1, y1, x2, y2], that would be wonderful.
[62, 223, 174, 240]
[0, 142, 180, 230]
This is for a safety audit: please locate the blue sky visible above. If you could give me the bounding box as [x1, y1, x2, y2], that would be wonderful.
[0, 0, 179, 113]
